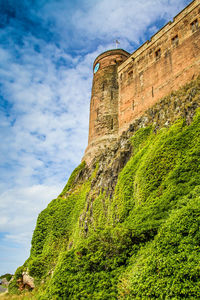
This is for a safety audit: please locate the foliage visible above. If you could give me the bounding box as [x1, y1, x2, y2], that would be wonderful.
[47, 229, 130, 299]
[119, 191, 200, 299]
[8, 266, 24, 295]
[9, 80, 200, 298]
[0, 273, 13, 281]
[45, 109, 200, 299]
[59, 161, 86, 196]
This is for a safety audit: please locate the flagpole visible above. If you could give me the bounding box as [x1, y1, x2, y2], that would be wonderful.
[115, 40, 120, 49]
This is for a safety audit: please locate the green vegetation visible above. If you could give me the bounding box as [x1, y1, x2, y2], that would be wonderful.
[119, 193, 200, 299]
[9, 81, 200, 299]
[59, 161, 86, 196]
[0, 273, 12, 282]
[27, 163, 92, 281]
[8, 267, 24, 295]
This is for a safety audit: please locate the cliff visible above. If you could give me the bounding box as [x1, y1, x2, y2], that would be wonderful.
[8, 76, 200, 299]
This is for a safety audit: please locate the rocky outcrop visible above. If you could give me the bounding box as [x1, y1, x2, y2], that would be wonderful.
[22, 272, 35, 289]
[0, 286, 7, 294]
[16, 272, 35, 291]
[1, 278, 9, 286]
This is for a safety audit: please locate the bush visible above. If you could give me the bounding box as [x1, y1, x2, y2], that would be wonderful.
[119, 194, 200, 299]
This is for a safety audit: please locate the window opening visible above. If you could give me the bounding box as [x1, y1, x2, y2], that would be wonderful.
[128, 70, 133, 77]
[96, 108, 99, 119]
[172, 35, 179, 47]
[102, 81, 107, 91]
[128, 70, 133, 84]
[111, 90, 113, 100]
[110, 118, 114, 130]
[155, 49, 161, 60]
[191, 19, 199, 32]
[152, 86, 154, 97]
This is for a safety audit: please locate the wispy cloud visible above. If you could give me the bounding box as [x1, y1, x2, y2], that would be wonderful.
[0, 0, 191, 274]
[0, 184, 61, 273]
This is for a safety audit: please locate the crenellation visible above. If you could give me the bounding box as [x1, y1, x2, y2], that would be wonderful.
[119, 0, 199, 74]
[83, 0, 200, 164]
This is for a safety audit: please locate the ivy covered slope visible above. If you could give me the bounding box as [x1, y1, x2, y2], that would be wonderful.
[9, 77, 200, 299]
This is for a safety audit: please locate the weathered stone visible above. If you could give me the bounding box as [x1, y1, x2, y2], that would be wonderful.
[1, 278, 9, 286]
[22, 272, 35, 289]
[83, 0, 200, 165]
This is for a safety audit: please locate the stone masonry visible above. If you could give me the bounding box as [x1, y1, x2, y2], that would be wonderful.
[83, 0, 200, 164]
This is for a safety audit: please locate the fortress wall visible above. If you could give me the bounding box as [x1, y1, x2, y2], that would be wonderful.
[83, 0, 200, 165]
[118, 0, 200, 134]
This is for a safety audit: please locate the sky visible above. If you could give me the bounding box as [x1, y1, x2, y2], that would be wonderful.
[0, 0, 191, 275]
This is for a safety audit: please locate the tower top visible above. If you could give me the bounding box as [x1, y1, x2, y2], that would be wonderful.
[93, 49, 130, 71]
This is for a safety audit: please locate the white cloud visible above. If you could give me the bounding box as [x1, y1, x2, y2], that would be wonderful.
[72, 0, 189, 44]
[0, 35, 94, 274]
[0, 184, 62, 274]
[0, 185, 62, 233]
[38, 0, 189, 50]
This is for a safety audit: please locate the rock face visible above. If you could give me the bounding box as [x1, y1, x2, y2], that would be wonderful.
[0, 286, 7, 293]
[15, 272, 35, 291]
[22, 272, 35, 289]
[1, 278, 9, 286]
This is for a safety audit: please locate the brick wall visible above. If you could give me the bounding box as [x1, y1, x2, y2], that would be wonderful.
[83, 0, 200, 164]
[84, 49, 130, 163]
[118, 0, 200, 134]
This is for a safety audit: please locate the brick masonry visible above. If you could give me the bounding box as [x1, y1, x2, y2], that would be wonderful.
[83, 0, 200, 164]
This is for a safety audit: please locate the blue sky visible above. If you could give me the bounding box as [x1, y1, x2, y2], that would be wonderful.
[0, 0, 191, 275]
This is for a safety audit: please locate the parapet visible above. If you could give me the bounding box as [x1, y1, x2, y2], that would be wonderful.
[93, 49, 130, 70]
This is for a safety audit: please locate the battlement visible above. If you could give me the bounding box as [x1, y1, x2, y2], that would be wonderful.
[93, 49, 130, 70]
[119, 0, 199, 73]
[83, 0, 200, 164]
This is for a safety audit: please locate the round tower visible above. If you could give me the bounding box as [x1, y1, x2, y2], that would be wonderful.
[83, 49, 130, 164]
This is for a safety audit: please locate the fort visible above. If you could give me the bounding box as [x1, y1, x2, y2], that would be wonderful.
[83, 0, 200, 164]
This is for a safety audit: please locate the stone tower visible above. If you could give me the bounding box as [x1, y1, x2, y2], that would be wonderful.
[83, 49, 130, 164]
